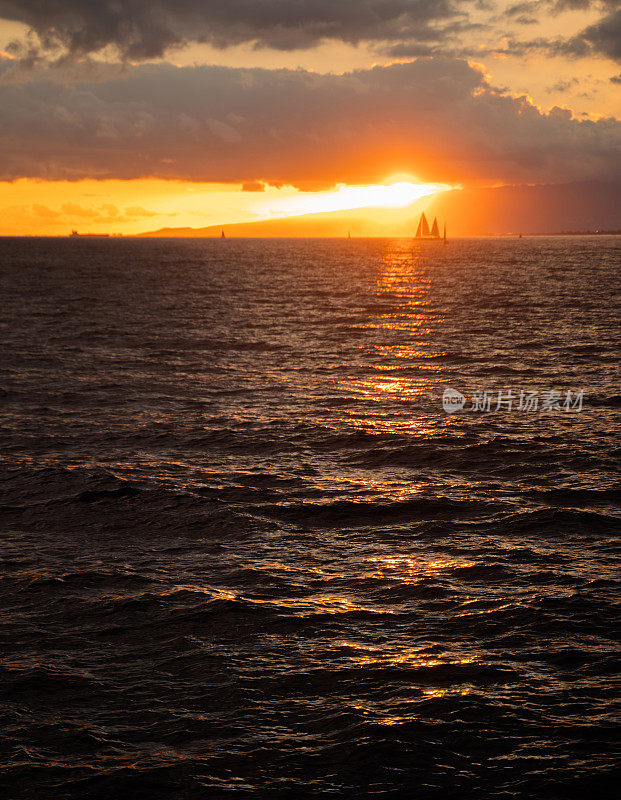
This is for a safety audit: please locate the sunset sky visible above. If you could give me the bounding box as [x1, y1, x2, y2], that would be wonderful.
[0, 0, 619, 235]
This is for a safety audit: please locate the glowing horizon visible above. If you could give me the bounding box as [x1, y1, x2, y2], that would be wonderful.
[251, 181, 452, 220]
[0, 177, 455, 237]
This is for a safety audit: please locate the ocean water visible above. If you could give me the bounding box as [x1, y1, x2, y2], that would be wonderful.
[1, 236, 620, 799]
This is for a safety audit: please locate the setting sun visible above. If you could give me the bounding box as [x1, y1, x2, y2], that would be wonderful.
[251, 180, 452, 219]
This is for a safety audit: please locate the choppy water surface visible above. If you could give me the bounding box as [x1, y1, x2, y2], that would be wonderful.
[1, 237, 620, 798]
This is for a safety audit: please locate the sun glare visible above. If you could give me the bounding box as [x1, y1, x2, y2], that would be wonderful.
[252, 180, 451, 219]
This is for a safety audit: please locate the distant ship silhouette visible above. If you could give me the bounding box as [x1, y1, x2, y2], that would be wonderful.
[70, 230, 109, 238]
[221, 229, 226, 239]
[415, 213, 447, 243]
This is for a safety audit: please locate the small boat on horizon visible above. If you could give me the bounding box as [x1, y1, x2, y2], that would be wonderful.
[221, 229, 226, 239]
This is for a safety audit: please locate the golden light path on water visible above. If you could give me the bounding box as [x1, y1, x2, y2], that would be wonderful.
[333, 240, 449, 435]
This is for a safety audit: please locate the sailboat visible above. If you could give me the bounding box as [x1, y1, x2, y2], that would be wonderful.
[415, 212, 444, 241]
[415, 212, 430, 238]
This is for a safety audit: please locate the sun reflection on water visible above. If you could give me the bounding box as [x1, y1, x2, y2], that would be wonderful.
[361, 555, 478, 579]
[332, 240, 447, 436]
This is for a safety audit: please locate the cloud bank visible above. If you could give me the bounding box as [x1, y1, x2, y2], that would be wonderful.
[0, 57, 619, 186]
[0, 0, 468, 59]
[2, 0, 621, 67]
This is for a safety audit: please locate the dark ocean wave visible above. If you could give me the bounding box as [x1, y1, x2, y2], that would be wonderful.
[259, 497, 505, 526]
[587, 393, 621, 408]
[1, 237, 620, 799]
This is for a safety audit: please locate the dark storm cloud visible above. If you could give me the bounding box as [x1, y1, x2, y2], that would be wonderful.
[488, 36, 588, 59]
[0, 0, 466, 59]
[576, 8, 621, 60]
[0, 57, 618, 186]
[552, 0, 592, 9]
[546, 78, 579, 92]
[553, 0, 620, 10]
[380, 16, 483, 57]
[503, 2, 540, 24]
[504, 0, 619, 24]
[473, 2, 621, 62]
[505, 2, 540, 17]
[383, 1, 621, 61]
[529, 6, 621, 62]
